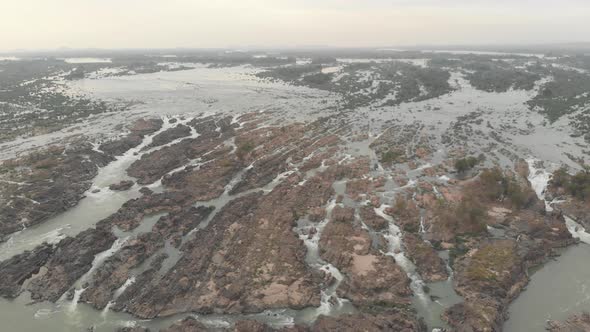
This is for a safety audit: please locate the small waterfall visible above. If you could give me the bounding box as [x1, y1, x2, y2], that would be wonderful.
[374, 205, 429, 303]
[102, 276, 137, 317]
[525, 158, 552, 210]
[68, 288, 86, 312]
[67, 236, 129, 313]
[294, 199, 352, 320]
[419, 216, 426, 234]
[525, 158, 590, 243]
[565, 216, 590, 245]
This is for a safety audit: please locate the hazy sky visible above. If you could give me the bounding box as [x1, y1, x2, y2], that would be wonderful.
[1, 0, 589, 51]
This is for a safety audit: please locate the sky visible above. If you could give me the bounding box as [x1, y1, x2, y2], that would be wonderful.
[1, 0, 589, 51]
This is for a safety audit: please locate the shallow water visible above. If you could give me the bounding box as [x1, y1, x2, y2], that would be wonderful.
[505, 244, 590, 331]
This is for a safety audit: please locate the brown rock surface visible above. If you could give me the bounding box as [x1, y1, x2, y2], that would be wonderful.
[144, 124, 191, 150]
[0, 243, 54, 298]
[547, 312, 590, 332]
[27, 227, 117, 302]
[0, 143, 113, 241]
[109, 180, 134, 191]
[312, 310, 425, 332]
[118, 169, 338, 318]
[403, 233, 448, 282]
[319, 205, 412, 307]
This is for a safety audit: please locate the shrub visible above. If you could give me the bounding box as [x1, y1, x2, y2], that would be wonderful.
[455, 156, 480, 173]
[381, 149, 404, 164]
[549, 165, 590, 201]
[476, 167, 531, 208]
[236, 141, 255, 160]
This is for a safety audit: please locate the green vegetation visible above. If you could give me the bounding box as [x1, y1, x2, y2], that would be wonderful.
[236, 141, 255, 160]
[551, 166, 590, 201]
[528, 69, 590, 123]
[380, 149, 404, 164]
[302, 72, 333, 87]
[465, 242, 517, 282]
[256, 60, 454, 109]
[465, 62, 540, 93]
[454, 156, 480, 173]
[477, 168, 532, 209]
[435, 196, 488, 237]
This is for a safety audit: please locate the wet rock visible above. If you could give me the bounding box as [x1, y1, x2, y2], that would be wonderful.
[547, 312, 590, 332]
[139, 187, 153, 195]
[0, 243, 54, 298]
[128, 118, 164, 137]
[319, 205, 412, 307]
[117, 327, 150, 332]
[127, 127, 230, 185]
[160, 317, 208, 332]
[109, 180, 134, 191]
[145, 124, 191, 150]
[126, 142, 191, 185]
[445, 239, 527, 331]
[27, 228, 117, 302]
[100, 118, 164, 156]
[162, 153, 242, 201]
[359, 205, 387, 231]
[0, 143, 113, 241]
[96, 191, 195, 232]
[80, 232, 165, 309]
[403, 233, 448, 282]
[312, 309, 425, 332]
[152, 206, 215, 246]
[386, 195, 422, 233]
[99, 135, 143, 156]
[229, 151, 290, 195]
[118, 169, 338, 318]
[234, 320, 271, 332]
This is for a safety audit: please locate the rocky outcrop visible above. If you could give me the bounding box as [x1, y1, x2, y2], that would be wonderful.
[162, 153, 242, 201]
[117, 327, 150, 332]
[229, 151, 290, 195]
[100, 118, 163, 156]
[126, 141, 192, 185]
[128, 118, 165, 137]
[152, 206, 214, 247]
[126, 131, 230, 185]
[114, 166, 345, 318]
[444, 240, 527, 331]
[319, 206, 412, 307]
[359, 205, 387, 231]
[160, 317, 208, 332]
[109, 180, 134, 191]
[547, 312, 590, 332]
[312, 309, 426, 332]
[27, 227, 117, 302]
[79, 232, 165, 309]
[0, 143, 113, 241]
[96, 191, 195, 231]
[403, 233, 448, 282]
[99, 135, 143, 156]
[0, 243, 54, 298]
[144, 124, 191, 150]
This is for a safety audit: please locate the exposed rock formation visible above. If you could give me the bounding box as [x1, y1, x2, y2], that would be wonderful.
[109, 180, 134, 191]
[0, 243, 54, 298]
[27, 227, 117, 302]
[0, 143, 113, 241]
[547, 312, 590, 332]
